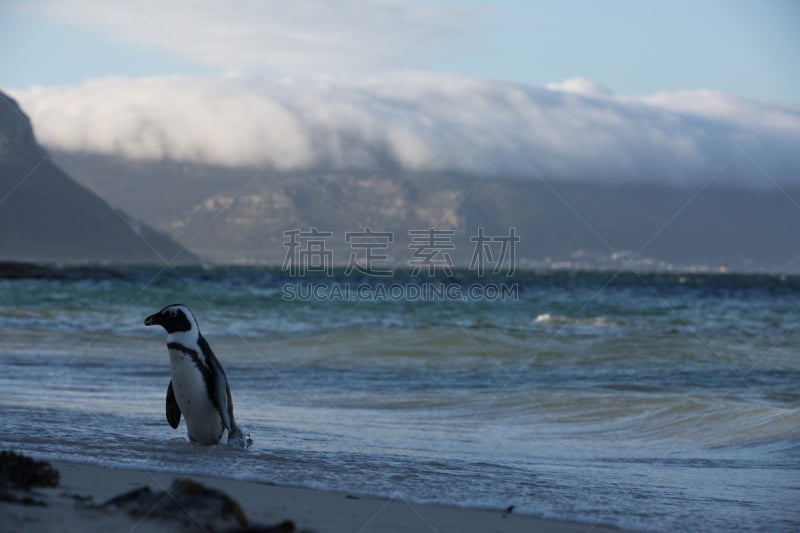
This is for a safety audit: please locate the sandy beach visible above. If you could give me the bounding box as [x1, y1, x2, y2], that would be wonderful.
[1, 459, 629, 532]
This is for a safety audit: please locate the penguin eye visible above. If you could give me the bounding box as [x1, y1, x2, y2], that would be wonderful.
[168, 309, 178, 318]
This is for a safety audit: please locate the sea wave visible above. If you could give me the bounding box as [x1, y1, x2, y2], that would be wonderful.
[2, 265, 800, 532]
[533, 313, 627, 328]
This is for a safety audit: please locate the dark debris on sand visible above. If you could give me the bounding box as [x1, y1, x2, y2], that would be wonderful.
[0, 450, 60, 506]
[103, 478, 299, 533]
[0, 451, 303, 532]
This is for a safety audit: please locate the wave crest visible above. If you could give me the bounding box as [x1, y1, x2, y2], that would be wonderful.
[533, 313, 626, 328]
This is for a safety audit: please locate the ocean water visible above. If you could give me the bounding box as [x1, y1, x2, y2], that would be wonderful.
[1, 266, 798, 532]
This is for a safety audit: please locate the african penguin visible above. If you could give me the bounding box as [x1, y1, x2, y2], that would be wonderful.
[144, 304, 249, 447]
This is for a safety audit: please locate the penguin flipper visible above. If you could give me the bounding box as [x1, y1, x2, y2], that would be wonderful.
[213, 371, 232, 431]
[199, 336, 232, 432]
[225, 382, 237, 432]
[166, 380, 182, 429]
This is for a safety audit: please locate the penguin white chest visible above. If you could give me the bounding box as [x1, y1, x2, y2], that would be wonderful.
[168, 349, 223, 444]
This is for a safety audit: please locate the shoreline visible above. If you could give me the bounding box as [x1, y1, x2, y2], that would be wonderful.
[2, 459, 631, 532]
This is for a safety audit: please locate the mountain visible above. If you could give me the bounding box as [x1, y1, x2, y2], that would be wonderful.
[56, 153, 800, 272]
[7, 90, 796, 271]
[0, 92, 196, 264]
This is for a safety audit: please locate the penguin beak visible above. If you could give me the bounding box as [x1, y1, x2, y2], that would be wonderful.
[144, 312, 161, 327]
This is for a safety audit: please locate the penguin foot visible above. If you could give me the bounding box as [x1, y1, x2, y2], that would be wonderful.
[227, 427, 252, 449]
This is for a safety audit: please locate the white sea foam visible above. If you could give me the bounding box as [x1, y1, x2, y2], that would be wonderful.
[533, 313, 626, 328]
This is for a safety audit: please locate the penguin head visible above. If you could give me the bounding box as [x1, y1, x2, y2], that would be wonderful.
[144, 304, 198, 334]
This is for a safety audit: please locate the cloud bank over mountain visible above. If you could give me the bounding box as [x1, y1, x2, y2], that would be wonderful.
[12, 73, 800, 187]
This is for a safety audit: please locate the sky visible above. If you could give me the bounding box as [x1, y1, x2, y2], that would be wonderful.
[1, 0, 799, 186]
[2, 0, 798, 102]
